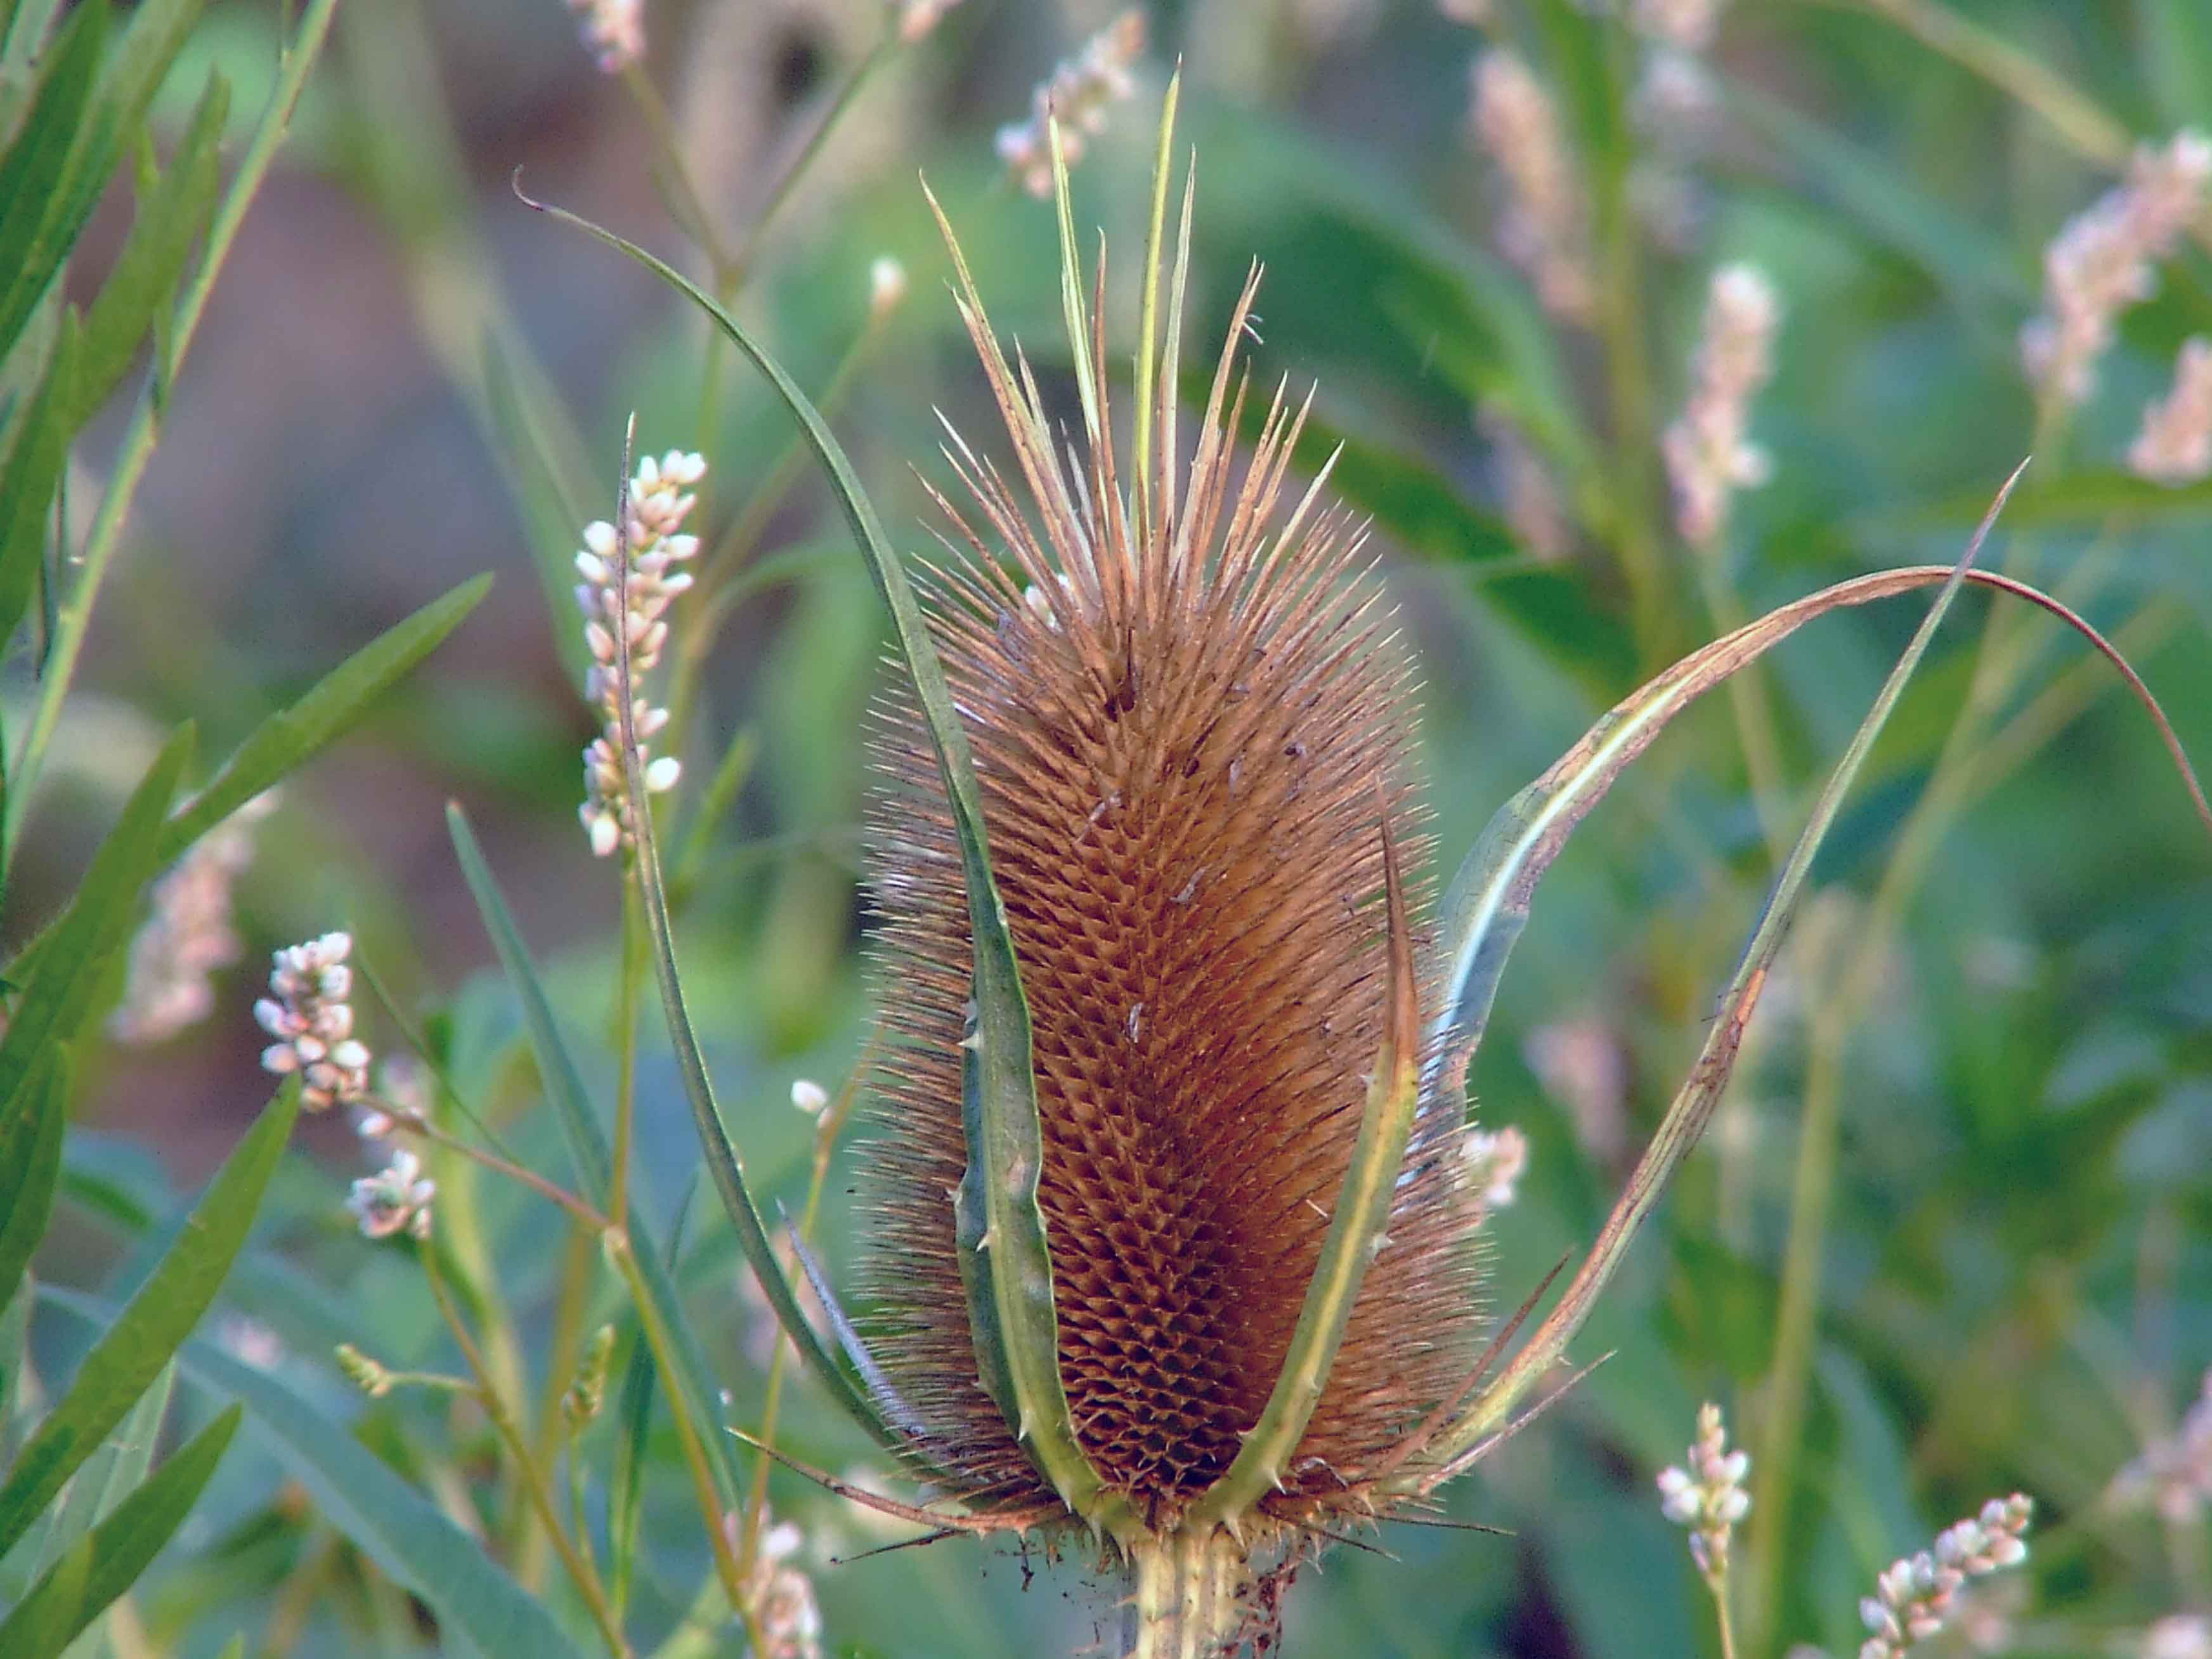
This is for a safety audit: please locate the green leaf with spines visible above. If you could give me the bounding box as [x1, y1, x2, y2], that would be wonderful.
[1185, 821, 1423, 1534]
[0, 1403, 237, 1659]
[0, 1050, 66, 1325]
[163, 1322, 592, 1659]
[0, 1078, 298, 1562]
[0, 724, 193, 1110]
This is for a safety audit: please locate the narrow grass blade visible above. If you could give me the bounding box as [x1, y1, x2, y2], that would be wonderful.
[0, 1403, 237, 1659]
[70, 70, 226, 423]
[1187, 811, 1422, 1535]
[0, 1050, 66, 1324]
[526, 194, 1116, 1518]
[0, 1079, 298, 1561]
[445, 801, 748, 1504]
[1408, 465, 2212, 1481]
[153, 1326, 590, 1659]
[446, 803, 610, 1200]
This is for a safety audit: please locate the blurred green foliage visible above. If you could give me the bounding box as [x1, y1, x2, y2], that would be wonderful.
[6, 0, 2212, 1655]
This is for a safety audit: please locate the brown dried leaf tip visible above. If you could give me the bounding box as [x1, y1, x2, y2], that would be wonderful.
[856, 152, 1502, 1603]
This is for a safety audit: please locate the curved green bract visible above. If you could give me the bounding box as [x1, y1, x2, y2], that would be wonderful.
[532, 193, 1128, 1531]
[1406, 473, 2045, 1485]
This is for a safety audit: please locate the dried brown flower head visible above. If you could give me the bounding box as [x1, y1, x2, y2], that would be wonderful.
[854, 152, 1496, 1640]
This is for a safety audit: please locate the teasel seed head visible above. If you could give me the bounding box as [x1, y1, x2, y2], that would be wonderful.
[854, 140, 1497, 1623]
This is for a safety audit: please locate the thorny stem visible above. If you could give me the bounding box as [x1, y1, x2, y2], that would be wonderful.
[6, 0, 342, 860]
[422, 1250, 631, 1658]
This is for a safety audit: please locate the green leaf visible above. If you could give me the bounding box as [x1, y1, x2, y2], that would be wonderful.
[0, 1050, 66, 1324]
[70, 70, 227, 423]
[159, 575, 489, 862]
[18, 1360, 173, 1586]
[0, 316, 80, 649]
[443, 802, 746, 1506]
[526, 195, 972, 1469]
[0, 1403, 237, 1659]
[0, 1078, 298, 1562]
[0, 724, 193, 1110]
[166, 1329, 591, 1659]
[89, 0, 202, 144]
[0, 0, 108, 365]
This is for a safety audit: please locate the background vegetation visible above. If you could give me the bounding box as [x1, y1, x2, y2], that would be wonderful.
[5, 0, 2211, 1655]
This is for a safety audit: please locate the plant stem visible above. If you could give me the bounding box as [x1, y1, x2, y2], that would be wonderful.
[1122, 1529, 1256, 1659]
[618, 61, 735, 280]
[604, 1229, 767, 1655]
[736, 1051, 866, 1577]
[665, 308, 888, 751]
[612, 883, 646, 1233]
[1704, 1566, 1741, 1659]
[387, 1107, 610, 1233]
[6, 0, 342, 859]
[423, 1251, 631, 1658]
